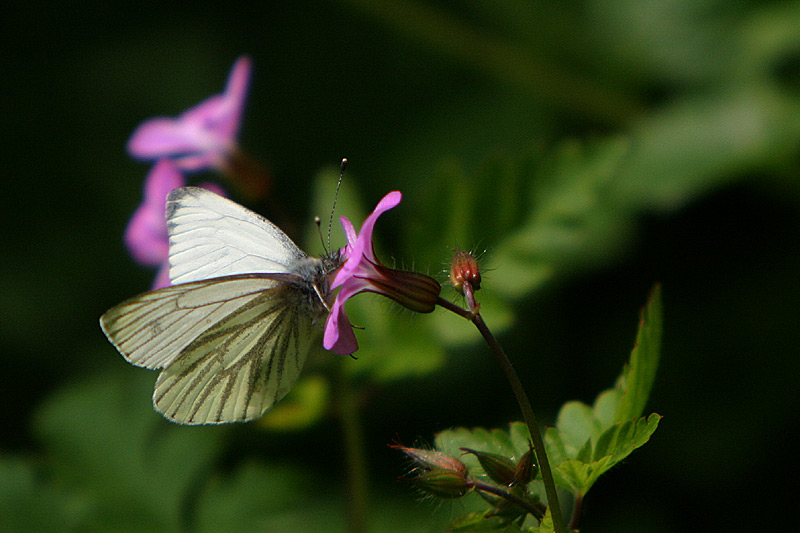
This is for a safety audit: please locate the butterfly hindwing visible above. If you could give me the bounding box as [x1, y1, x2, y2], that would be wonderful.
[152, 284, 315, 424]
[167, 187, 306, 284]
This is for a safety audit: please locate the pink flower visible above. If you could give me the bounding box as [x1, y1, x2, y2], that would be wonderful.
[323, 191, 441, 354]
[127, 56, 252, 171]
[125, 159, 223, 289]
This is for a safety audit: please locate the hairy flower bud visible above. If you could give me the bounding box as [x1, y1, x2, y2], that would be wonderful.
[450, 250, 481, 293]
[393, 444, 472, 498]
[407, 470, 471, 499]
[392, 444, 467, 474]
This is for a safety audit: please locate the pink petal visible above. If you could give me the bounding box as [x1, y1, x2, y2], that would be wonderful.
[128, 118, 216, 159]
[126, 56, 252, 170]
[125, 203, 169, 265]
[125, 160, 184, 266]
[352, 191, 402, 261]
[151, 260, 172, 289]
[144, 159, 185, 207]
[217, 55, 251, 139]
[323, 299, 359, 354]
[324, 191, 403, 354]
[340, 216, 357, 244]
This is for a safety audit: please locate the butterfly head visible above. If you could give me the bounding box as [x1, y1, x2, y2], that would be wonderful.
[287, 249, 345, 319]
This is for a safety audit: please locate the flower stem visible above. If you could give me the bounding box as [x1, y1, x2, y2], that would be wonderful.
[470, 479, 544, 520]
[437, 296, 566, 533]
[569, 494, 583, 530]
[335, 360, 369, 533]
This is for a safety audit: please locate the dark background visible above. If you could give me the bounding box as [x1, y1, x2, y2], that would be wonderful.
[3, 1, 799, 531]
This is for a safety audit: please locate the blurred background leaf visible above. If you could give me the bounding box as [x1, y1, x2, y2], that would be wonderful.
[3, 1, 800, 531]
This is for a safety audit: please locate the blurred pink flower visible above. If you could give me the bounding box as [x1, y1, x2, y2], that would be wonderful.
[127, 56, 252, 171]
[125, 159, 223, 289]
[323, 191, 441, 354]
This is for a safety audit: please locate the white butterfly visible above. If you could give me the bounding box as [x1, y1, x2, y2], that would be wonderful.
[100, 186, 343, 425]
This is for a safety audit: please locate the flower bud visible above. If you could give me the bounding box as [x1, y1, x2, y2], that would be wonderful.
[450, 250, 481, 293]
[460, 448, 516, 486]
[393, 444, 472, 499]
[391, 444, 467, 474]
[512, 446, 538, 487]
[404, 469, 472, 499]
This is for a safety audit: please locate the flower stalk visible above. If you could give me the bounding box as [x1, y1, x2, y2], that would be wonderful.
[469, 309, 565, 532]
[440, 250, 566, 532]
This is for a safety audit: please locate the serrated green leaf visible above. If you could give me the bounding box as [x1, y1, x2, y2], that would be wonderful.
[594, 413, 662, 465]
[523, 506, 568, 533]
[591, 388, 621, 429]
[543, 288, 663, 497]
[554, 456, 615, 496]
[553, 401, 604, 454]
[555, 414, 661, 496]
[614, 284, 663, 423]
[435, 424, 554, 527]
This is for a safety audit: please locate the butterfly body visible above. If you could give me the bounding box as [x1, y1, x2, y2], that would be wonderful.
[101, 187, 343, 425]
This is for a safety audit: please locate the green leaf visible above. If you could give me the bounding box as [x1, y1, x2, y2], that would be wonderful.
[32, 370, 226, 531]
[525, 507, 554, 533]
[614, 284, 663, 422]
[544, 287, 663, 496]
[551, 414, 661, 496]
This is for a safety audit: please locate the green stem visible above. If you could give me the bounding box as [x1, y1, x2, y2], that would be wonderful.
[569, 494, 583, 530]
[335, 361, 369, 533]
[437, 296, 566, 533]
[471, 479, 544, 520]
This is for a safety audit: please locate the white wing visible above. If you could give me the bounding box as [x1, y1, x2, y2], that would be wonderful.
[166, 187, 306, 284]
[100, 275, 317, 424]
[101, 276, 279, 369]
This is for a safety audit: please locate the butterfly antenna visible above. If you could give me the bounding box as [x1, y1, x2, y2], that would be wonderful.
[314, 216, 327, 253]
[327, 158, 347, 251]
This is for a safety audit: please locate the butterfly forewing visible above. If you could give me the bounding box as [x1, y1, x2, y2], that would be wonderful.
[167, 187, 306, 284]
[100, 276, 281, 370]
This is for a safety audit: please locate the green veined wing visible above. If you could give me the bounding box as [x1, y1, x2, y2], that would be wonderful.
[101, 274, 323, 424]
